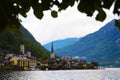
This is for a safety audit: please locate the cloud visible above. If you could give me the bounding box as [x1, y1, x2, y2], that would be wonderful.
[20, 4, 117, 45]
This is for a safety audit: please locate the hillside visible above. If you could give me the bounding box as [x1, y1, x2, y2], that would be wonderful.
[56, 20, 120, 67]
[0, 25, 49, 59]
[44, 38, 78, 51]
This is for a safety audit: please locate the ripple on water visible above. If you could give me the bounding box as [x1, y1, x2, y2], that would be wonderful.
[0, 68, 120, 80]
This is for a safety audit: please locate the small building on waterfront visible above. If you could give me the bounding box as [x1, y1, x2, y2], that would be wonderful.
[61, 56, 71, 61]
[2, 44, 37, 70]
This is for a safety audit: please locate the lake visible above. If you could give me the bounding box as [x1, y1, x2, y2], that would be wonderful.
[0, 68, 120, 80]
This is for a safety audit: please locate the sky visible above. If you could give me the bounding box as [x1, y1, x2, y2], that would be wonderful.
[20, 4, 118, 45]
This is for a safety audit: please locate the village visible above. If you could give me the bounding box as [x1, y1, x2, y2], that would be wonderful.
[0, 44, 99, 71]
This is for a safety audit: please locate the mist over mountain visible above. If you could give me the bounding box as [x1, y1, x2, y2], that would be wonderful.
[44, 38, 79, 51]
[56, 20, 120, 67]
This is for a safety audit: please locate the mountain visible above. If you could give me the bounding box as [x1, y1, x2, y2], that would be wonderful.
[56, 20, 120, 67]
[44, 38, 79, 51]
[0, 25, 49, 59]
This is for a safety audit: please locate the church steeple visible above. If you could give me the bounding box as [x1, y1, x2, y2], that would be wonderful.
[51, 42, 54, 53]
[50, 42, 55, 59]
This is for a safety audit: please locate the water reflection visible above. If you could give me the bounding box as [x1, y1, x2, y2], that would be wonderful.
[0, 68, 120, 80]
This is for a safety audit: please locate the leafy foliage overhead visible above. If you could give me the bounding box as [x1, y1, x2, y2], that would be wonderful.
[0, 0, 120, 30]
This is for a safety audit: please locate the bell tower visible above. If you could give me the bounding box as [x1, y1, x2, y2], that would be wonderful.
[20, 44, 25, 55]
[50, 42, 55, 59]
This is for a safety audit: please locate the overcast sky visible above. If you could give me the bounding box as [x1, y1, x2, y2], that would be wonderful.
[20, 4, 118, 45]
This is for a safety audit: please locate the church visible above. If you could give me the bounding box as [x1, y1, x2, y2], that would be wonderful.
[50, 42, 55, 59]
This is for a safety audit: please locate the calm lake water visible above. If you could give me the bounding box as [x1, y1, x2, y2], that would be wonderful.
[0, 68, 120, 80]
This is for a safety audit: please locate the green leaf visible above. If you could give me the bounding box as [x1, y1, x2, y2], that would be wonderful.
[115, 20, 120, 30]
[19, 9, 27, 17]
[102, 0, 114, 9]
[96, 9, 106, 22]
[34, 10, 43, 19]
[69, 0, 75, 7]
[77, 0, 96, 16]
[113, 0, 120, 16]
[77, 1, 86, 13]
[60, 0, 69, 10]
[32, 3, 43, 19]
[51, 10, 58, 18]
[58, 8, 62, 12]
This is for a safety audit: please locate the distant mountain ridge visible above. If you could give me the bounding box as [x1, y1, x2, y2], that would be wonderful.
[0, 25, 49, 58]
[44, 38, 79, 51]
[56, 20, 120, 67]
